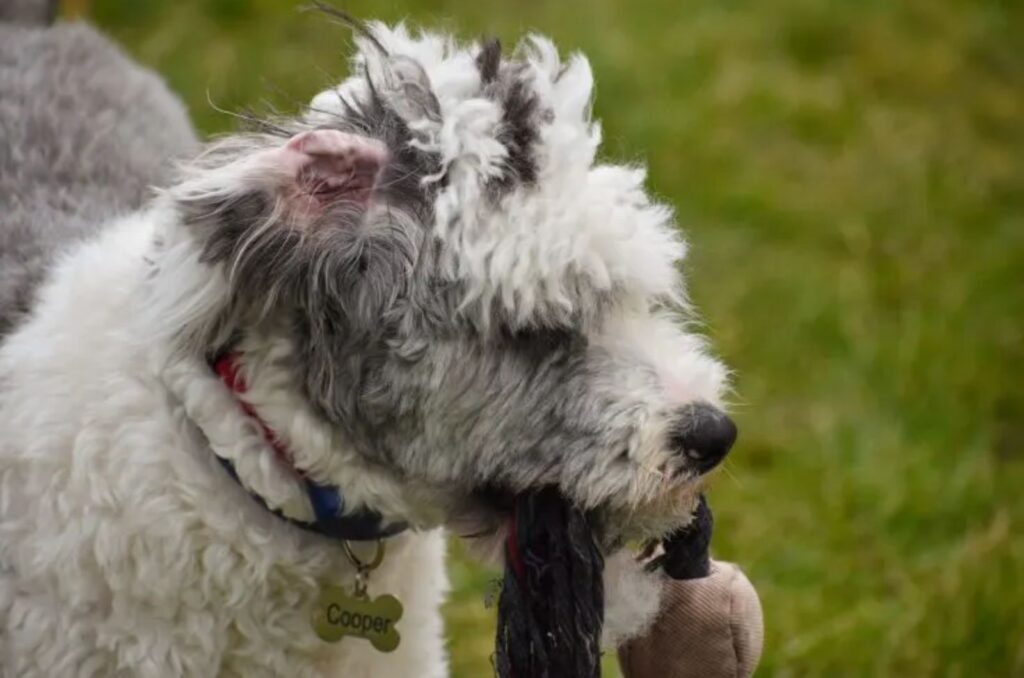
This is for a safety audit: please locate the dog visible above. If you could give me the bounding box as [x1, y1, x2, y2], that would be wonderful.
[0, 6, 735, 676]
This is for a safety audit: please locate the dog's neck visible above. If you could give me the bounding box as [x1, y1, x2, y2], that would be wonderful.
[157, 336, 430, 536]
[210, 351, 407, 540]
[140, 216, 448, 535]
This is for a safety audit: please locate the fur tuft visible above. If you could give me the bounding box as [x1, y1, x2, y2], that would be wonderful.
[601, 549, 665, 648]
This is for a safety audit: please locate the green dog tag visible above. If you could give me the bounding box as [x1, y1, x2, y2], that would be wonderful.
[313, 585, 403, 652]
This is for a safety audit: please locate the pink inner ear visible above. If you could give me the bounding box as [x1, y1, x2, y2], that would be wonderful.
[285, 130, 389, 208]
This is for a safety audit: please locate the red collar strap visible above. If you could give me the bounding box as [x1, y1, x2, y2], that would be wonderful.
[212, 352, 407, 541]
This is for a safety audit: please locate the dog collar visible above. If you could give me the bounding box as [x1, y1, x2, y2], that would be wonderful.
[212, 353, 407, 541]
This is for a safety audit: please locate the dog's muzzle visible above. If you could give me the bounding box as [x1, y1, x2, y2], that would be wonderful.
[668, 402, 737, 474]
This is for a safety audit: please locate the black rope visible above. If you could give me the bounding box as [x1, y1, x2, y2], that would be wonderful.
[494, 491, 714, 677]
[495, 488, 604, 678]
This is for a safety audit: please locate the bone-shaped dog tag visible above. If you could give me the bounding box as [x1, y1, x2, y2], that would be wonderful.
[313, 585, 403, 652]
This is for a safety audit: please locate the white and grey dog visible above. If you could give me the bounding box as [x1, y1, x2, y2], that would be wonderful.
[0, 5, 736, 677]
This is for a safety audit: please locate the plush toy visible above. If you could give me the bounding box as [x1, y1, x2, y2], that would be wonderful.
[495, 492, 763, 678]
[620, 497, 764, 678]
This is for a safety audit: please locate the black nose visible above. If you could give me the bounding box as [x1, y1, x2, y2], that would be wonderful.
[668, 402, 737, 473]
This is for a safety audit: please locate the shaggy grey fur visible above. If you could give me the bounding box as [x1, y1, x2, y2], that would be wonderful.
[0, 20, 196, 338]
[176, 107, 620, 506]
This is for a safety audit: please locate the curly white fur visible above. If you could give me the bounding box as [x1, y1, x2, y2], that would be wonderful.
[0, 214, 449, 677]
[311, 25, 687, 330]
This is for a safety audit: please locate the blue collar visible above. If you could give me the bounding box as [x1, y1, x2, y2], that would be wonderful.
[212, 353, 407, 542]
[214, 454, 407, 541]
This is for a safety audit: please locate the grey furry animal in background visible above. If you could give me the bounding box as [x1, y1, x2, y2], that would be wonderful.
[0, 0, 57, 26]
[0, 10, 196, 337]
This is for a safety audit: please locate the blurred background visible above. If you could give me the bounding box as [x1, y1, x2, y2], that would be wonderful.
[69, 0, 1022, 674]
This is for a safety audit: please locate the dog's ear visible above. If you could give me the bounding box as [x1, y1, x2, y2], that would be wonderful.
[272, 129, 389, 215]
[176, 129, 389, 226]
[174, 128, 393, 276]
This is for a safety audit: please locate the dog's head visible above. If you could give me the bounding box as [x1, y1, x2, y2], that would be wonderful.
[157, 19, 733, 541]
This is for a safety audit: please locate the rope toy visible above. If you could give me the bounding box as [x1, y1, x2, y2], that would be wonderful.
[494, 490, 714, 677]
[495, 488, 604, 678]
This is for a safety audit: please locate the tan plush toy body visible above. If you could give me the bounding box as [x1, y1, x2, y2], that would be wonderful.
[620, 561, 763, 678]
[620, 496, 764, 678]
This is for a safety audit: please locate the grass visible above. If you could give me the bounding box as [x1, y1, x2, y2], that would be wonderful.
[77, 0, 1024, 674]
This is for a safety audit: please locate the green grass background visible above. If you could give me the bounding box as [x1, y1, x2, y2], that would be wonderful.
[76, 0, 1023, 674]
